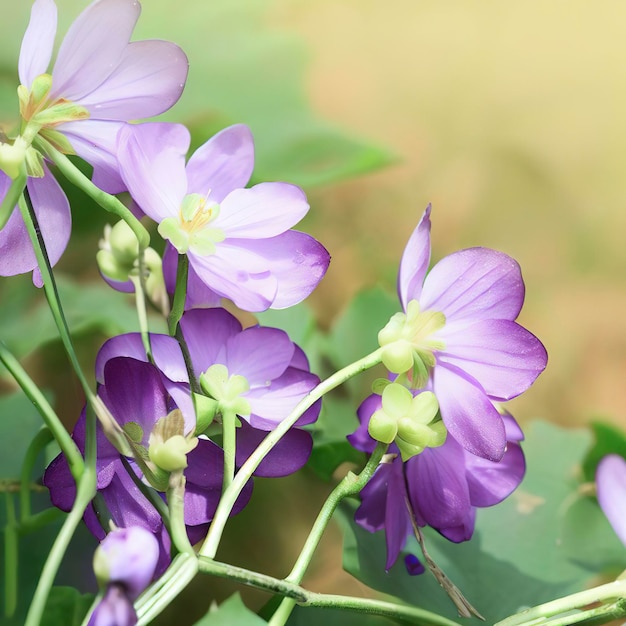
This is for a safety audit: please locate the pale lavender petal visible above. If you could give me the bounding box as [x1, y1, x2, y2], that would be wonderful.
[162, 245, 221, 309]
[384, 459, 412, 570]
[406, 438, 472, 533]
[186, 125, 254, 202]
[289, 345, 310, 371]
[355, 464, 391, 533]
[118, 123, 190, 222]
[438, 319, 547, 401]
[247, 369, 320, 430]
[216, 183, 309, 238]
[189, 245, 278, 312]
[19, 0, 57, 87]
[236, 421, 312, 477]
[52, 0, 140, 100]
[225, 327, 294, 382]
[421, 248, 525, 324]
[228, 231, 330, 309]
[502, 413, 525, 442]
[58, 119, 126, 194]
[88, 584, 136, 626]
[77, 41, 188, 120]
[596, 455, 626, 547]
[398, 204, 431, 310]
[179, 308, 241, 374]
[433, 363, 506, 462]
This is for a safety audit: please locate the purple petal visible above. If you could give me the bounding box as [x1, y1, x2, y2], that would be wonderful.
[438, 508, 476, 543]
[102, 357, 169, 436]
[384, 459, 412, 570]
[246, 368, 320, 430]
[398, 205, 431, 310]
[438, 319, 548, 401]
[465, 442, 525, 507]
[186, 125, 254, 203]
[236, 421, 312, 477]
[404, 554, 426, 576]
[502, 413, 525, 442]
[179, 308, 242, 374]
[77, 40, 188, 120]
[421, 248, 525, 324]
[0, 169, 71, 287]
[348, 394, 382, 454]
[596, 455, 626, 547]
[433, 363, 506, 462]
[185, 439, 224, 489]
[58, 120, 126, 194]
[162, 245, 221, 309]
[355, 464, 392, 533]
[216, 183, 309, 238]
[406, 438, 472, 534]
[117, 122, 190, 223]
[88, 584, 137, 626]
[225, 231, 330, 310]
[43, 451, 76, 512]
[19, 0, 57, 87]
[52, 0, 140, 101]
[189, 245, 278, 312]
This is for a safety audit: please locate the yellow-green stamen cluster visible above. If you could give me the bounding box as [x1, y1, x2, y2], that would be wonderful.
[147, 409, 198, 474]
[368, 383, 446, 461]
[199, 364, 251, 421]
[378, 299, 446, 387]
[158, 193, 226, 256]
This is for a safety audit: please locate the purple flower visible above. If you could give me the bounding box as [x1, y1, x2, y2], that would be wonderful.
[349, 392, 525, 570]
[88, 585, 137, 626]
[379, 205, 547, 461]
[0, 0, 188, 284]
[117, 123, 330, 312]
[596, 454, 626, 547]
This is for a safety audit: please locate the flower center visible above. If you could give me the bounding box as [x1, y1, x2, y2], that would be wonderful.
[158, 193, 226, 256]
[199, 364, 251, 418]
[378, 299, 446, 386]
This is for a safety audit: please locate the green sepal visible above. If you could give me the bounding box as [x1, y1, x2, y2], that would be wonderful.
[194, 393, 218, 434]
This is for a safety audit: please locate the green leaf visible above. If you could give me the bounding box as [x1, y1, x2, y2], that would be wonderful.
[39, 587, 95, 626]
[581, 421, 626, 482]
[192, 593, 267, 625]
[0, 392, 47, 479]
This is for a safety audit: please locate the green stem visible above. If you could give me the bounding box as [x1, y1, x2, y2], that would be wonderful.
[34, 137, 149, 251]
[199, 348, 384, 560]
[168, 253, 188, 336]
[3, 493, 18, 618]
[167, 473, 194, 556]
[495, 579, 626, 626]
[18, 508, 64, 535]
[20, 428, 54, 521]
[0, 172, 27, 230]
[222, 409, 237, 493]
[0, 343, 84, 483]
[23, 466, 96, 626]
[269, 443, 387, 626]
[130, 274, 153, 362]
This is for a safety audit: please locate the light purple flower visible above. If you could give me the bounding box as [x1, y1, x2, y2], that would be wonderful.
[349, 392, 525, 570]
[1, 0, 188, 284]
[596, 454, 626, 547]
[381, 205, 547, 461]
[88, 584, 137, 626]
[117, 123, 330, 312]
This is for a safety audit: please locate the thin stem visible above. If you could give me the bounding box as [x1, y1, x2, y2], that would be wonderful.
[24, 466, 97, 626]
[18, 508, 64, 535]
[539, 598, 626, 626]
[3, 493, 18, 618]
[134, 552, 193, 612]
[20, 428, 54, 521]
[167, 473, 194, 556]
[0, 344, 84, 483]
[269, 443, 387, 626]
[34, 137, 149, 251]
[168, 253, 188, 336]
[0, 172, 27, 230]
[199, 348, 384, 560]
[130, 275, 153, 362]
[495, 579, 626, 626]
[222, 410, 237, 492]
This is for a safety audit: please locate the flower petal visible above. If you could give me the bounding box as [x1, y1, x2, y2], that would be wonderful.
[398, 204, 431, 310]
[348, 394, 382, 455]
[433, 363, 506, 461]
[186, 124, 254, 203]
[77, 40, 188, 120]
[216, 183, 309, 238]
[355, 464, 392, 532]
[118, 122, 190, 222]
[596, 454, 626, 547]
[18, 0, 57, 87]
[384, 459, 412, 569]
[52, 0, 140, 101]
[438, 319, 547, 401]
[421, 248, 525, 324]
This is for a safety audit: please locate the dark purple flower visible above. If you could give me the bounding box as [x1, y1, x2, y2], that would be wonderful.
[117, 123, 330, 312]
[596, 454, 626, 547]
[350, 391, 525, 570]
[1, 0, 188, 284]
[379, 205, 547, 461]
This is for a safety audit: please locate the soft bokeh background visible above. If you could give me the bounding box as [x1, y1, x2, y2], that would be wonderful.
[2, 0, 626, 622]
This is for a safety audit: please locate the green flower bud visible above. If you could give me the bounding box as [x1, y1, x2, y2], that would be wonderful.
[368, 409, 398, 444]
[199, 364, 251, 417]
[0, 137, 27, 179]
[147, 409, 198, 474]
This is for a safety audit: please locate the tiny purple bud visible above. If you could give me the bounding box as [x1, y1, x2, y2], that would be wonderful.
[404, 553, 425, 576]
[88, 584, 137, 626]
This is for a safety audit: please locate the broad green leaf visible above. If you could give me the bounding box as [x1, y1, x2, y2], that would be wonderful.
[581, 421, 626, 482]
[193, 593, 267, 625]
[40, 587, 95, 626]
